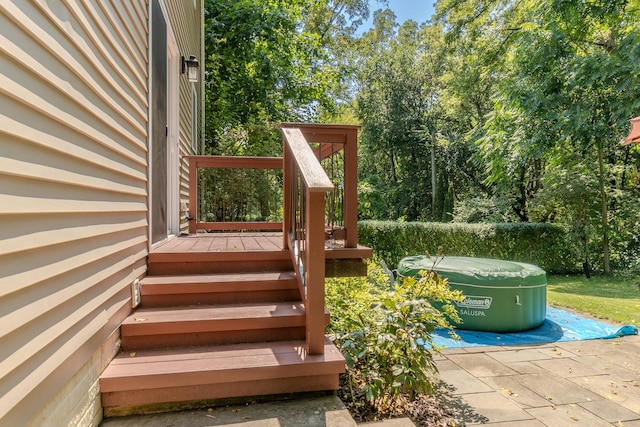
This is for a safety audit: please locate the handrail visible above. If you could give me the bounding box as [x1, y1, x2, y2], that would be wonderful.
[281, 123, 360, 248]
[281, 129, 334, 191]
[282, 127, 333, 355]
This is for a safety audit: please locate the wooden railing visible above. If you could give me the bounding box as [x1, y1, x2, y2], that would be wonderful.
[188, 156, 283, 234]
[187, 124, 361, 355]
[188, 124, 360, 245]
[281, 123, 360, 248]
[282, 127, 333, 354]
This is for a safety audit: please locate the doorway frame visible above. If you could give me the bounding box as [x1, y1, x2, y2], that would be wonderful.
[148, 0, 180, 249]
[166, 18, 180, 238]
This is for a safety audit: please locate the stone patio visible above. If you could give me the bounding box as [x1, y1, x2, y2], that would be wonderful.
[434, 333, 640, 426]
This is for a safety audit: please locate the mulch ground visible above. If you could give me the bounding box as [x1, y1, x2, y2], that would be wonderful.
[337, 374, 460, 427]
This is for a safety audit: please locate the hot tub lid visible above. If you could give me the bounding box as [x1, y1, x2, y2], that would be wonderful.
[397, 256, 546, 288]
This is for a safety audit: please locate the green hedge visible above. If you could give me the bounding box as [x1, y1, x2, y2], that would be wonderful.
[358, 221, 580, 274]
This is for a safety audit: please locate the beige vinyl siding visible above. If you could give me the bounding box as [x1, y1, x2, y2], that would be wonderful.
[164, 1, 204, 234]
[0, 1, 148, 426]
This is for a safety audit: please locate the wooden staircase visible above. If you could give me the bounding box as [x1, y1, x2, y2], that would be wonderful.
[99, 238, 345, 417]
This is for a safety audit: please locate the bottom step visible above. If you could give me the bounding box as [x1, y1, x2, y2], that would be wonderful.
[100, 339, 345, 417]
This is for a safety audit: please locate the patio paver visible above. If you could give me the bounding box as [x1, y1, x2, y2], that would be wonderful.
[578, 399, 640, 423]
[445, 353, 518, 377]
[525, 404, 612, 427]
[436, 334, 640, 426]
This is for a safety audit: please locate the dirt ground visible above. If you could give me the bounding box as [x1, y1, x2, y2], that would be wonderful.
[337, 374, 459, 427]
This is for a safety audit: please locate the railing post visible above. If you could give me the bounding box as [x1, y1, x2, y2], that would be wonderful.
[283, 142, 292, 250]
[305, 190, 326, 355]
[343, 127, 358, 248]
[188, 157, 197, 234]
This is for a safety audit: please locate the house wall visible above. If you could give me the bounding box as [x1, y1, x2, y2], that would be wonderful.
[0, 1, 202, 425]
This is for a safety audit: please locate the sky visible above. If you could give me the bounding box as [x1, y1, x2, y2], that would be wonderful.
[363, 0, 436, 29]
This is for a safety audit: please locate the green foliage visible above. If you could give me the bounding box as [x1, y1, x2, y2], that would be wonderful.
[358, 220, 579, 273]
[326, 263, 463, 409]
[200, 0, 640, 274]
[452, 196, 518, 223]
[355, 14, 481, 222]
[204, 0, 342, 154]
[473, 0, 640, 271]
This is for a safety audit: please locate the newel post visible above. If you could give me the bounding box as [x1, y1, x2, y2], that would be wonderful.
[343, 127, 358, 248]
[188, 156, 197, 234]
[282, 144, 292, 250]
[306, 190, 327, 355]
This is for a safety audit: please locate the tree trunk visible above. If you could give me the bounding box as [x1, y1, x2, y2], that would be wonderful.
[390, 152, 397, 184]
[596, 139, 611, 274]
[431, 131, 437, 218]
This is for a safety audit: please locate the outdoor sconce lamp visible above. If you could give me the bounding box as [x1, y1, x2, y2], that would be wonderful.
[621, 116, 640, 146]
[182, 55, 199, 83]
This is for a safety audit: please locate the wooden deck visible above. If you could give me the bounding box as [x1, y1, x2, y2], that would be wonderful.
[151, 232, 372, 277]
[153, 232, 283, 253]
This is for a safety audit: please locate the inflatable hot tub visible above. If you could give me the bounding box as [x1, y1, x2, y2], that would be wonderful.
[397, 256, 547, 332]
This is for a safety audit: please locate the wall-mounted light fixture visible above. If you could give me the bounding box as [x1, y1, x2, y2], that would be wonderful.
[182, 55, 199, 83]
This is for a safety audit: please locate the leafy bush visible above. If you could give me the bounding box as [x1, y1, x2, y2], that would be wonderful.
[326, 263, 463, 411]
[453, 195, 517, 223]
[358, 220, 580, 274]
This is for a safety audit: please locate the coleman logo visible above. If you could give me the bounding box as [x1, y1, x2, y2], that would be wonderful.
[457, 296, 492, 310]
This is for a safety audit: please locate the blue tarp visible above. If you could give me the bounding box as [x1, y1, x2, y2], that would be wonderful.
[431, 306, 638, 349]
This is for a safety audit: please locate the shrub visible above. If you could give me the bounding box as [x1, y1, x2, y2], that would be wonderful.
[326, 263, 464, 411]
[358, 220, 580, 274]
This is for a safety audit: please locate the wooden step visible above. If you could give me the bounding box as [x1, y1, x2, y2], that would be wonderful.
[148, 249, 292, 275]
[100, 339, 345, 417]
[140, 272, 300, 307]
[120, 302, 330, 350]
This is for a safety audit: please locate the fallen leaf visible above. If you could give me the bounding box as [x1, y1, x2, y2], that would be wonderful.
[571, 416, 579, 421]
[129, 352, 136, 357]
[134, 317, 147, 322]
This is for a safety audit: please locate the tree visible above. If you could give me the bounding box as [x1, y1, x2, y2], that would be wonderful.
[356, 12, 434, 220]
[477, 0, 640, 272]
[204, 0, 338, 155]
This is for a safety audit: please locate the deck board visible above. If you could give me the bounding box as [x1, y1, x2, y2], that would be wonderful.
[149, 232, 371, 277]
[152, 232, 371, 256]
[101, 339, 343, 379]
[154, 233, 285, 253]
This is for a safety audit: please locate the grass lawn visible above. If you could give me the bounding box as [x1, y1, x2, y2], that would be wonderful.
[547, 274, 640, 326]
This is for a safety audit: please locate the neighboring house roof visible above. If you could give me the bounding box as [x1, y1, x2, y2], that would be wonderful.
[621, 116, 640, 145]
